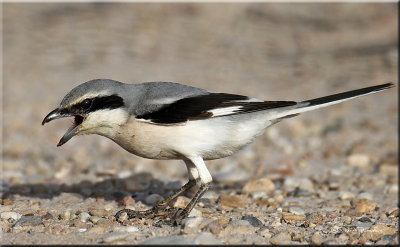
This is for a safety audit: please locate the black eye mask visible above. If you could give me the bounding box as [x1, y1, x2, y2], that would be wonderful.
[70, 95, 124, 114]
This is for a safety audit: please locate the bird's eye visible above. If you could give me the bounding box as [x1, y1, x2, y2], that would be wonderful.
[80, 98, 92, 110]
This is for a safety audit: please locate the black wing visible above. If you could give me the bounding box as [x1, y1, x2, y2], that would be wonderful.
[137, 93, 296, 124]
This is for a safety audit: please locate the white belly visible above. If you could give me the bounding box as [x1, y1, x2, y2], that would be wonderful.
[112, 112, 273, 160]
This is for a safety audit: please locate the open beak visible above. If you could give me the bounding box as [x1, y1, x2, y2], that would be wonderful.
[42, 108, 85, 146]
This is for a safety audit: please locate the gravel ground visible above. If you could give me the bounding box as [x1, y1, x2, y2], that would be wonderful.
[2, 2, 398, 245]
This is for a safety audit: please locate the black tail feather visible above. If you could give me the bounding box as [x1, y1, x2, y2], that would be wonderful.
[301, 82, 394, 106]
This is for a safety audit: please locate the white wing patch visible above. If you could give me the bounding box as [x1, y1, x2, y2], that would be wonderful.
[209, 106, 242, 117]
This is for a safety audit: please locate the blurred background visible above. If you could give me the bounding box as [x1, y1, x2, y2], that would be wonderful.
[3, 2, 397, 189]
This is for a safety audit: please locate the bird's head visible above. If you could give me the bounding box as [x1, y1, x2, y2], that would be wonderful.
[42, 79, 129, 146]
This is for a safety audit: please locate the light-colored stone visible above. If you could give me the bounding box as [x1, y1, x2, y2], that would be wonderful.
[79, 212, 90, 222]
[283, 177, 314, 191]
[102, 232, 130, 243]
[113, 226, 139, 233]
[339, 191, 355, 200]
[270, 232, 292, 245]
[347, 154, 370, 168]
[218, 195, 248, 208]
[89, 216, 101, 224]
[1, 212, 22, 223]
[311, 232, 323, 245]
[183, 216, 204, 234]
[62, 210, 72, 220]
[89, 208, 108, 217]
[172, 196, 189, 208]
[361, 224, 397, 241]
[188, 208, 202, 217]
[352, 199, 378, 214]
[219, 220, 256, 237]
[356, 192, 373, 200]
[243, 178, 275, 193]
[282, 213, 306, 221]
[386, 208, 399, 217]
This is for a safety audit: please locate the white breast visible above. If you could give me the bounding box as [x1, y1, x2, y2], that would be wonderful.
[112, 111, 273, 160]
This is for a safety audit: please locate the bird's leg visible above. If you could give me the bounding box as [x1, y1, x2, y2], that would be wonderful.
[155, 156, 212, 226]
[115, 179, 197, 221]
[165, 182, 210, 226]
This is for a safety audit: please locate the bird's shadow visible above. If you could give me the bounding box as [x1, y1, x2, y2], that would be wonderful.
[2, 172, 242, 206]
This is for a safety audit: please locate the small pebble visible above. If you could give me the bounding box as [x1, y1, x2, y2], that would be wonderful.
[102, 232, 130, 243]
[218, 195, 248, 208]
[361, 224, 397, 241]
[96, 218, 113, 227]
[89, 208, 108, 217]
[282, 213, 306, 221]
[79, 212, 91, 222]
[241, 215, 263, 227]
[70, 219, 89, 228]
[243, 178, 275, 193]
[283, 177, 314, 191]
[173, 196, 189, 208]
[120, 196, 136, 206]
[343, 216, 352, 225]
[2, 199, 14, 205]
[260, 228, 272, 238]
[219, 220, 256, 237]
[347, 153, 370, 168]
[270, 232, 292, 245]
[89, 216, 101, 224]
[62, 210, 72, 220]
[386, 208, 399, 217]
[183, 216, 204, 234]
[311, 232, 324, 245]
[122, 226, 139, 233]
[117, 170, 132, 179]
[1, 212, 22, 223]
[88, 226, 107, 234]
[306, 213, 325, 225]
[13, 215, 43, 227]
[355, 218, 373, 228]
[339, 191, 355, 200]
[251, 191, 267, 199]
[352, 199, 378, 214]
[188, 208, 202, 217]
[78, 228, 87, 233]
[145, 194, 163, 205]
[356, 192, 373, 200]
[42, 212, 53, 220]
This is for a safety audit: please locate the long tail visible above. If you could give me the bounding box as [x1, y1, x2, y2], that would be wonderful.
[272, 82, 394, 120]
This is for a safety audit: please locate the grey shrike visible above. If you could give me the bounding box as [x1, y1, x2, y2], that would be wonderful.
[42, 79, 394, 225]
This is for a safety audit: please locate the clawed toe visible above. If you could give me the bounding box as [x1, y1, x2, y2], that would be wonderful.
[115, 207, 188, 226]
[115, 208, 154, 222]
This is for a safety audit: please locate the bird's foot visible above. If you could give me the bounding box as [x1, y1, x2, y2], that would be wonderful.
[153, 208, 188, 227]
[115, 208, 155, 222]
[115, 207, 187, 225]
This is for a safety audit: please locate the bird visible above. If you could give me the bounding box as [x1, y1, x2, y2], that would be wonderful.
[42, 79, 394, 225]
